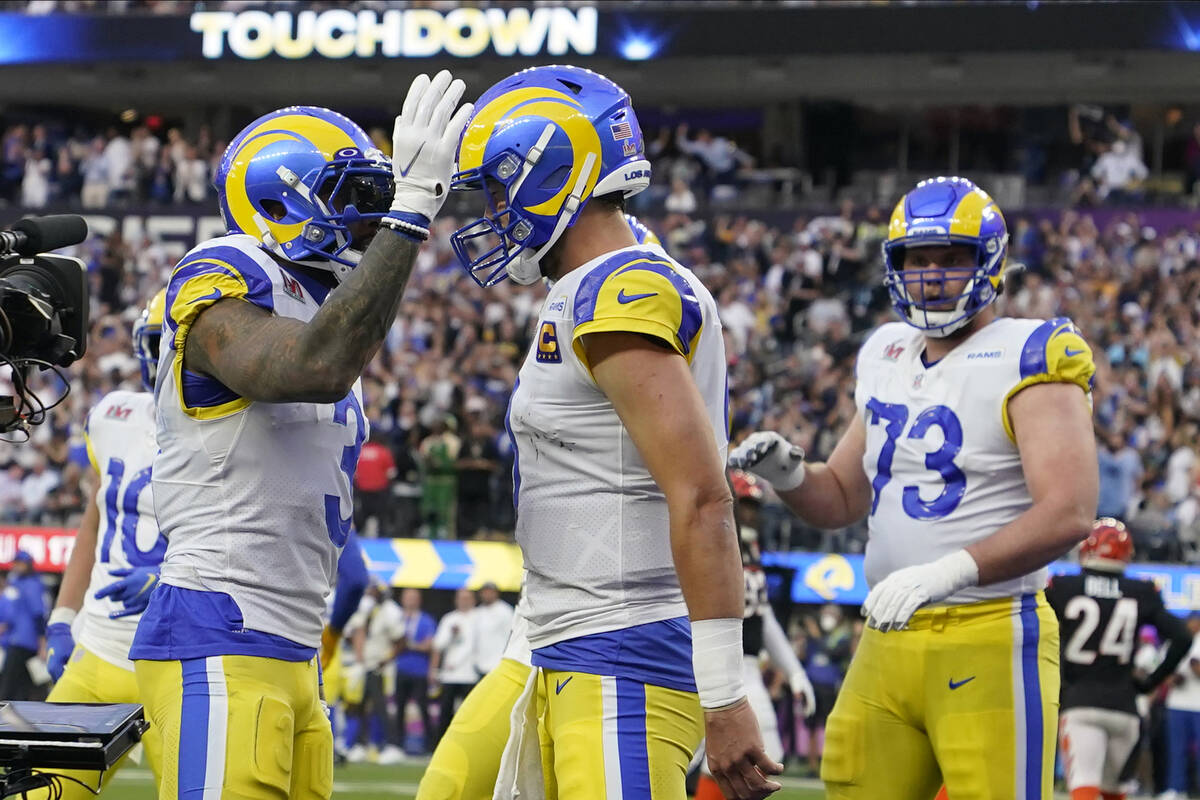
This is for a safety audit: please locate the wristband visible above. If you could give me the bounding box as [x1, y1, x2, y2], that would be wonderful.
[49, 607, 77, 627]
[381, 213, 431, 242]
[691, 617, 745, 709]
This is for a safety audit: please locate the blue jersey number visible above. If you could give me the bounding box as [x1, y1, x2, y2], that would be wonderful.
[865, 398, 966, 521]
[324, 392, 365, 547]
[100, 458, 167, 567]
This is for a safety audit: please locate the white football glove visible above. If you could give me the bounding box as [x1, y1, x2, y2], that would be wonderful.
[727, 431, 807, 491]
[861, 549, 979, 633]
[790, 669, 817, 718]
[388, 70, 474, 228]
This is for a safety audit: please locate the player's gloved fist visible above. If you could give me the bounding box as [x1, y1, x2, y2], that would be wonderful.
[728, 431, 806, 491]
[862, 549, 979, 633]
[94, 566, 159, 619]
[45, 622, 74, 683]
[387, 69, 474, 232]
[790, 669, 817, 718]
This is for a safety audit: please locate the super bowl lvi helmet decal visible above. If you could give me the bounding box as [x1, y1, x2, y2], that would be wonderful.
[450, 65, 651, 287]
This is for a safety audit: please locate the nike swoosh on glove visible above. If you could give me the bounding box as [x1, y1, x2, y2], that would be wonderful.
[387, 70, 474, 229]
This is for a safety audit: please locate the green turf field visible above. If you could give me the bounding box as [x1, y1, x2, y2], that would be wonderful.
[104, 761, 829, 799]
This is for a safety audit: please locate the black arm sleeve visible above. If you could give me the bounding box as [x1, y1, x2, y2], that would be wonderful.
[1139, 588, 1193, 692]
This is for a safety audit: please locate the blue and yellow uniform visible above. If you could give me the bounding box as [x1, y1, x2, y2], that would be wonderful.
[821, 316, 1095, 800]
[130, 234, 364, 800]
[494, 242, 727, 799]
[37, 390, 165, 799]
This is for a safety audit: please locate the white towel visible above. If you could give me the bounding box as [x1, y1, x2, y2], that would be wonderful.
[493, 666, 546, 800]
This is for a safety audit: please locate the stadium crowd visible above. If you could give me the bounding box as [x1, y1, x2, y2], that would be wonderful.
[4, 193, 1200, 564]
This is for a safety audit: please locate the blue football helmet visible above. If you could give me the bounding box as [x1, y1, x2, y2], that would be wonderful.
[132, 288, 165, 392]
[451, 65, 651, 287]
[214, 106, 393, 282]
[883, 176, 1009, 337]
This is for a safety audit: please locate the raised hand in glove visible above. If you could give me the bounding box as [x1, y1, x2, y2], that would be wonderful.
[385, 70, 474, 238]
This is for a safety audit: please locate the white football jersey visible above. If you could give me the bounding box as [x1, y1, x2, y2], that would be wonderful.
[139, 234, 365, 657]
[855, 316, 1094, 603]
[78, 390, 163, 670]
[507, 243, 728, 650]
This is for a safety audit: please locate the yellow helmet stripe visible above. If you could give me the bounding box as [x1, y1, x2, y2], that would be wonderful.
[458, 87, 582, 173]
[224, 131, 311, 246]
[947, 189, 990, 238]
[237, 113, 359, 160]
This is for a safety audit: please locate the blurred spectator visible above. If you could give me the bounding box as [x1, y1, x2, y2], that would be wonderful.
[0, 465, 25, 523]
[1092, 138, 1149, 203]
[19, 457, 59, 525]
[79, 137, 110, 208]
[355, 431, 397, 537]
[430, 587, 478, 746]
[1130, 487, 1180, 563]
[343, 580, 406, 765]
[419, 417, 460, 540]
[664, 177, 698, 215]
[0, 553, 47, 702]
[393, 588, 436, 754]
[675, 123, 753, 201]
[455, 411, 500, 540]
[471, 582, 513, 677]
[1097, 430, 1143, 522]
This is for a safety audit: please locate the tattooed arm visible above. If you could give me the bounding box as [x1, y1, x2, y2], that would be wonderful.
[183, 230, 420, 404]
[180, 70, 472, 405]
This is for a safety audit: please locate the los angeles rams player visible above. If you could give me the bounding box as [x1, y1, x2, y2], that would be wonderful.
[730, 176, 1099, 799]
[128, 71, 472, 800]
[1046, 519, 1191, 800]
[37, 291, 168, 799]
[452, 65, 778, 800]
[417, 216, 663, 800]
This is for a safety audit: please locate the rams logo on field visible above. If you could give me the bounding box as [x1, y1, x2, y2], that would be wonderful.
[536, 321, 562, 364]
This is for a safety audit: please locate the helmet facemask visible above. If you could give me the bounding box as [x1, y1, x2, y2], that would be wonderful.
[883, 235, 1007, 338]
[268, 155, 393, 280]
[452, 123, 598, 288]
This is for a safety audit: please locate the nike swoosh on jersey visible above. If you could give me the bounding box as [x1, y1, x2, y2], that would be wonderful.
[187, 288, 222, 305]
[555, 676, 573, 694]
[617, 289, 658, 304]
[948, 676, 975, 690]
[1064, 347, 1084, 357]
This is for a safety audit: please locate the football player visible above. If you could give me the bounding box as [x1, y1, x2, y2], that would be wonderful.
[692, 471, 816, 800]
[1046, 519, 1191, 800]
[730, 176, 1099, 800]
[128, 73, 472, 800]
[452, 66, 779, 800]
[36, 291, 168, 799]
[416, 214, 661, 800]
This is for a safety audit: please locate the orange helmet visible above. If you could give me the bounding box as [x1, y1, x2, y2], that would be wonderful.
[730, 470, 766, 503]
[1079, 518, 1134, 572]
